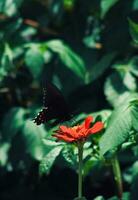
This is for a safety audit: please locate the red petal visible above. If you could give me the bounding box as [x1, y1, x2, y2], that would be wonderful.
[89, 121, 104, 134]
[85, 116, 93, 129]
[59, 125, 70, 133]
[52, 134, 75, 142]
[59, 126, 77, 138]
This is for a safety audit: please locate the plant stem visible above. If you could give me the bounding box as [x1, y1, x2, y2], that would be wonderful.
[111, 155, 123, 200]
[78, 142, 84, 198]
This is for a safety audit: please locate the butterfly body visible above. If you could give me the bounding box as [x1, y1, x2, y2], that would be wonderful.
[33, 82, 72, 125]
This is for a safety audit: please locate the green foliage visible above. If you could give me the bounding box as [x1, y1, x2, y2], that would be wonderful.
[104, 58, 138, 107]
[0, 0, 23, 16]
[101, 0, 120, 18]
[62, 144, 77, 167]
[0, 142, 10, 166]
[22, 120, 47, 160]
[100, 96, 138, 157]
[128, 19, 138, 44]
[24, 39, 86, 81]
[39, 145, 63, 175]
[2, 107, 26, 141]
[94, 196, 105, 200]
[0, 43, 14, 82]
[25, 47, 45, 78]
[46, 40, 86, 80]
[1, 0, 138, 199]
[86, 52, 116, 83]
[83, 158, 99, 177]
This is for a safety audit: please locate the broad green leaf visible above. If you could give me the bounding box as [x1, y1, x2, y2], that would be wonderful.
[22, 120, 47, 160]
[105, 61, 137, 106]
[100, 96, 138, 157]
[62, 145, 77, 167]
[42, 138, 63, 155]
[86, 52, 116, 83]
[101, 0, 120, 18]
[128, 19, 138, 44]
[0, 0, 23, 16]
[130, 100, 138, 131]
[123, 72, 136, 91]
[42, 138, 62, 147]
[2, 107, 26, 141]
[25, 47, 45, 78]
[46, 40, 86, 80]
[39, 145, 63, 175]
[104, 72, 131, 107]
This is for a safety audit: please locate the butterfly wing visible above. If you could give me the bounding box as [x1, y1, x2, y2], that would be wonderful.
[34, 82, 72, 125]
[45, 82, 71, 120]
[33, 108, 48, 125]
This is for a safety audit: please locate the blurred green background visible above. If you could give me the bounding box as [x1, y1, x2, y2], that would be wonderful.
[1, 0, 138, 199]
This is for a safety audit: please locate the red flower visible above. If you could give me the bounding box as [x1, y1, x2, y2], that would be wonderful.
[53, 116, 104, 143]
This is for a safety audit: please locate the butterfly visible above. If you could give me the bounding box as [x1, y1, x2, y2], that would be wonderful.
[33, 82, 72, 125]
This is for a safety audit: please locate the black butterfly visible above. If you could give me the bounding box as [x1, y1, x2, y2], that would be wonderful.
[33, 82, 72, 125]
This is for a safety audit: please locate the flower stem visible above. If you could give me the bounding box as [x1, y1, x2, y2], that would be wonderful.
[78, 142, 84, 198]
[111, 155, 123, 200]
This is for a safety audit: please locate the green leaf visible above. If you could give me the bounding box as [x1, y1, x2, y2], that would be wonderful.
[62, 145, 77, 167]
[92, 109, 112, 122]
[0, 0, 23, 16]
[83, 25, 101, 49]
[42, 138, 62, 147]
[3, 18, 22, 40]
[101, 0, 120, 18]
[86, 52, 116, 83]
[0, 142, 10, 167]
[129, 56, 138, 76]
[22, 120, 47, 160]
[39, 145, 63, 175]
[100, 96, 138, 157]
[2, 107, 26, 141]
[46, 40, 86, 80]
[104, 72, 130, 107]
[123, 72, 137, 91]
[0, 43, 14, 81]
[133, 0, 138, 10]
[108, 192, 130, 200]
[130, 100, 138, 131]
[93, 196, 105, 200]
[25, 47, 45, 78]
[128, 19, 138, 44]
